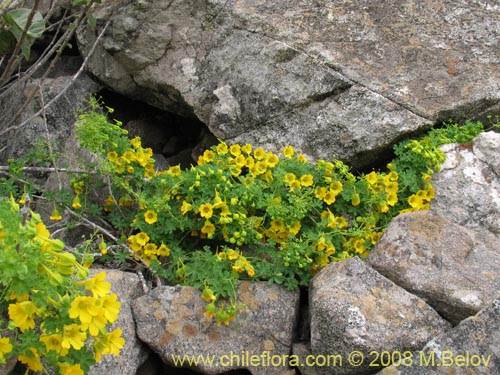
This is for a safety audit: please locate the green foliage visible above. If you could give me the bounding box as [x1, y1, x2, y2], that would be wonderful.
[68, 101, 454, 323]
[0, 8, 45, 59]
[392, 120, 484, 194]
[1, 97, 492, 330]
[0, 198, 124, 374]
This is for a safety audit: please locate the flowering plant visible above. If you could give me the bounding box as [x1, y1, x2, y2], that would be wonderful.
[0, 197, 124, 374]
[65, 99, 451, 324]
[1, 96, 486, 328]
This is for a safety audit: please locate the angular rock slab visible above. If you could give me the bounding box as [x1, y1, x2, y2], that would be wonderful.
[89, 269, 150, 375]
[431, 131, 500, 240]
[77, 0, 437, 169]
[378, 299, 500, 374]
[366, 211, 500, 325]
[309, 257, 450, 375]
[132, 281, 300, 375]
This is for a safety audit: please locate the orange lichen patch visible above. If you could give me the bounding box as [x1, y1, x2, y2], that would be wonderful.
[159, 331, 171, 346]
[239, 291, 257, 307]
[207, 331, 221, 342]
[166, 319, 183, 335]
[183, 324, 198, 337]
[263, 339, 275, 351]
[482, 271, 496, 281]
[153, 309, 165, 320]
[180, 287, 195, 304]
[267, 290, 279, 301]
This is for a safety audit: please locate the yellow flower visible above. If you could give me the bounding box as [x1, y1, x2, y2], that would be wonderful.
[101, 294, 121, 324]
[234, 155, 247, 168]
[144, 166, 155, 179]
[60, 364, 84, 375]
[35, 221, 50, 239]
[314, 187, 327, 200]
[61, 324, 87, 350]
[168, 165, 182, 177]
[107, 151, 118, 162]
[101, 328, 125, 358]
[121, 150, 136, 163]
[103, 196, 115, 212]
[216, 142, 228, 155]
[226, 248, 239, 260]
[284, 173, 296, 185]
[199, 203, 214, 219]
[78, 272, 111, 297]
[288, 221, 301, 235]
[387, 192, 398, 206]
[282, 145, 295, 159]
[181, 200, 193, 215]
[300, 174, 314, 187]
[144, 242, 158, 258]
[351, 193, 361, 206]
[135, 232, 150, 246]
[385, 181, 398, 194]
[330, 181, 343, 194]
[50, 207, 63, 221]
[8, 300, 37, 331]
[251, 161, 267, 176]
[0, 337, 13, 362]
[365, 171, 378, 185]
[254, 147, 266, 160]
[384, 171, 399, 184]
[229, 144, 241, 156]
[157, 243, 171, 257]
[201, 220, 216, 236]
[241, 143, 252, 154]
[354, 239, 365, 254]
[323, 190, 337, 205]
[40, 334, 68, 356]
[270, 219, 285, 233]
[72, 195, 82, 210]
[199, 149, 215, 164]
[297, 153, 307, 163]
[129, 136, 142, 149]
[18, 349, 43, 371]
[246, 264, 255, 277]
[144, 210, 158, 224]
[266, 152, 279, 167]
[408, 194, 423, 209]
[69, 296, 102, 324]
[245, 156, 255, 168]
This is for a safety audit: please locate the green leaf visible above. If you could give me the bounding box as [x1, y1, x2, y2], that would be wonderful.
[86, 13, 96, 30]
[3, 8, 45, 40]
[72, 0, 90, 6]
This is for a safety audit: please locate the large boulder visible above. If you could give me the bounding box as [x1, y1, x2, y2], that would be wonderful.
[76, 0, 499, 168]
[309, 257, 450, 375]
[366, 211, 500, 325]
[131, 281, 300, 375]
[0, 57, 100, 162]
[430, 131, 500, 240]
[379, 299, 500, 374]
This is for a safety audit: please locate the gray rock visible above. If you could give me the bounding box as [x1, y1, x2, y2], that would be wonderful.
[378, 299, 500, 375]
[88, 269, 150, 375]
[431, 131, 500, 240]
[131, 281, 300, 375]
[309, 257, 450, 375]
[291, 343, 320, 375]
[0, 67, 100, 162]
[366, 211, 500, 324]
[77, 0, 499, 169]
